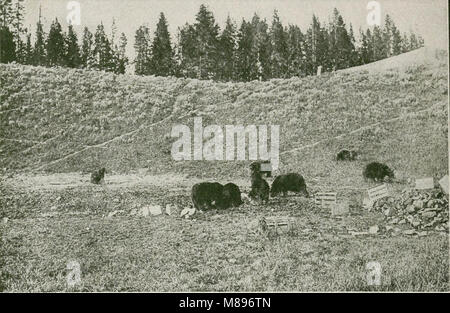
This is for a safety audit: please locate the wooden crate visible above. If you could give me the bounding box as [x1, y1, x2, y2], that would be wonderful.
[367, 184, 389, 202]
[315, 192, 337, 209]
[260, 216, 294, 234]
[439, 175, 449, 194]
[415, 177, 434, 190]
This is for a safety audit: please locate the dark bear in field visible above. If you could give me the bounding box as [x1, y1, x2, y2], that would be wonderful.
[249, 162, 270, 203]
[91, 168, 106, 184]
[191, 182, 226, 210]
[336, 149, 358, 161]
[222, 183, 243, 208]
[270, 173, 309, 198]
[363, 162, 395, 182]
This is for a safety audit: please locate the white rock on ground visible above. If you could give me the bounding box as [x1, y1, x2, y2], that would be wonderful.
[180, 207, 196, 218]
[141, 207, 150, 217]
[149, 205, 162, 216]
[165, 204, 172, 215]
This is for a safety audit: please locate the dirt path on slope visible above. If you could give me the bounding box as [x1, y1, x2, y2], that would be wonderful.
[3, 171, 252, 191]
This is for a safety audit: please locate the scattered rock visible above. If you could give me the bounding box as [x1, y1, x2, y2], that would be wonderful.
[363, 197, 374, 209]
[369, 225, 379, 234]
[165, 204, 172, 215]
[180, 207, 196, 218]
[411, 220, 421, 228]
[383, 208, 395, 217]
[141, 207, 149, 217]
[422, 211, 436, 219]
[372, 188, 448, 234]
[107, 210, 118, 218]
[418, 231, 428, 237]
[406, 205, 416, 213]
[149, 205, 162, 216]
[403, 229, 416, 235]
[413, 199, 424, 209]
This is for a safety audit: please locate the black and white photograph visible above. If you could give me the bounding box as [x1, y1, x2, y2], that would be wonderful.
[0, 0, 448, 296]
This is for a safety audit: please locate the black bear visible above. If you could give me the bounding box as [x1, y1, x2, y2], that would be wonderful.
[336, 149, 358, 161]
[91, 168, 106, 184]
[191, 182, 225, 210]
[222, 183, 243, 208]
[249, 162, 270, 203]
[270, 173, 309, 197]
[363, 162, 395, 182]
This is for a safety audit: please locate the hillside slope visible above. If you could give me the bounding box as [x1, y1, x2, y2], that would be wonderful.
[0, 48, 448, 186]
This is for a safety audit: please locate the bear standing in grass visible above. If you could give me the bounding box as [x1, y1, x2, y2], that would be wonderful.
[91, 168, 106, 184]
[191, 182, 226, 210]
[336, 149, 358, 161]
[222, 183, 243, 208]
[270, 173, 309, 198]
[249, 162, 270, 203]
[363, 162, 395, 182]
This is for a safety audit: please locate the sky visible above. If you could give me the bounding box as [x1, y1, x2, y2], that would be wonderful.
[22, 0, 448, 58]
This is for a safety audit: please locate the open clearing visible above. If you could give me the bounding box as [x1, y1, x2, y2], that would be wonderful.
[1, 172, 448, 292]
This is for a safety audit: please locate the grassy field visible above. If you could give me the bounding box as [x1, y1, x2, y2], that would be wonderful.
[0, 48, 448, 291]
[1, 175, 448, 292]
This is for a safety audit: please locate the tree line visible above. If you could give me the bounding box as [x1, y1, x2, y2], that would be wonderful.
[0, 0, 128, 74]
[1, 1, 424, 81]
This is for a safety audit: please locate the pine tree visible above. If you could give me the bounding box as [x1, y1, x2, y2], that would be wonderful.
[65, 24, 80, 68]
[134, 25, 152, 75]
[24, 27, 32, 64]
[358, 28, 372, 64]
[304, 15, 328, 75]
[286, 25, 304, 77]
[235, 19, 254, 81]
[348, 23, 359, 66]
[391, 26, 403, 56]
[109, 18, 128, 74]
[46, 18, 66, 66]
[218, 15, 237, 81]
[33, 7, 46, 66]
[115, 32, 128, 74]
[249, 14, 271, 81]
[401, 32, 410, 53]
[409, 32, 418, 50]
[176, 23, 197, 78]
[93, 22, 114, 71]
[150, 12, 175, 76]
[110, 18, 117, 48]
[0, 0, 13, 28]
[269, 10, 288, 78]
[382, 14, 394, 57]
[12, 0, 25, 63]
[81, 27, 94, 68]
[371, 25, 384, 61]
[328, 8, 353, 70]
[0, 0, 15, 63]
[417, 35, 425, 48]
[194, 4, 220, 79]
[0, 25, 16, 63]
